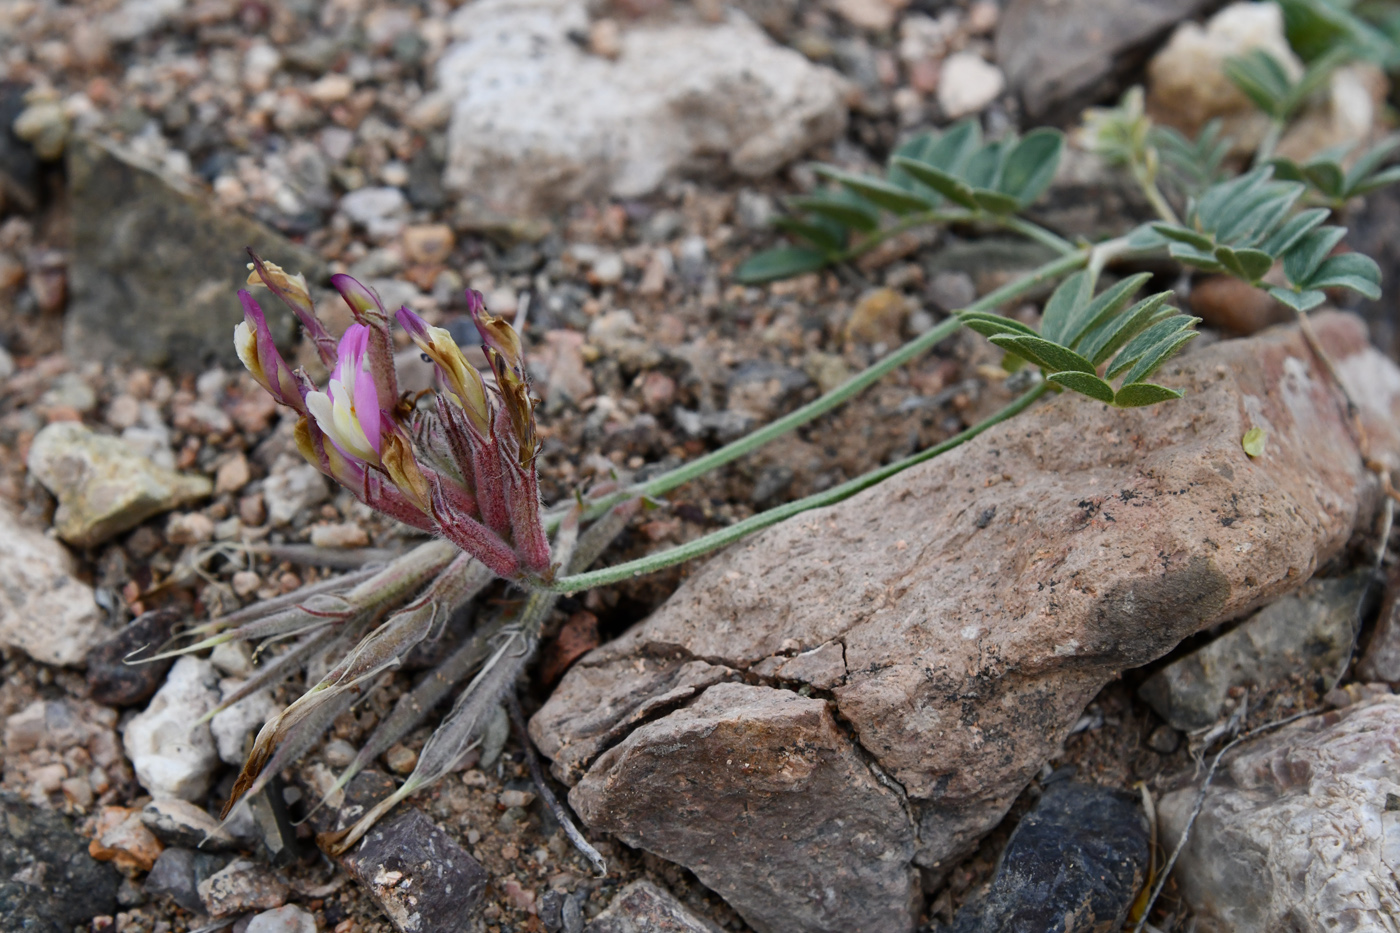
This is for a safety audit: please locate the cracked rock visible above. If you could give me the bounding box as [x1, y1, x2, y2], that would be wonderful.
[584, 880, 714, 933]
[1160, 694, 1400, 932]
[570, 682, 918, 933]
[535, 313, 1400, 930]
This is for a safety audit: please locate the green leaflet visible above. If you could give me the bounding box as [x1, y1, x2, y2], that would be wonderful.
[989, 335, 1096, 374]
[1049, 371, 1115, 403]
[1114, 383, 1185, 407]
[734, 247, 830, 284]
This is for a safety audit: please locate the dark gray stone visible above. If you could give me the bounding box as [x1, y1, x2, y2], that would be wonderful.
[951, 782, 1150, 933]
[1139, 572, 1371, 732]
[0, 792, 121, 932]
[247, 780, 303, 868]
[0, 83, 39, 212]
[320, 772, 488, 933]
[145, 847, 220, 913]
[86, 608, 180, 706]
[64, 135, 324, 372]
[995, 0, 1225, 123]
[141, 798, 248, 852]
[584, 880, 716, 933]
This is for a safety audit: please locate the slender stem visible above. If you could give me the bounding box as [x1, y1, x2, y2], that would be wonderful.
[545, 247, 1090, 533]
[1131, 164, 1180, 226]
[993, 215, 1078, 255]
[542, 381, 1050, 594]
[843, 209, 975, 261]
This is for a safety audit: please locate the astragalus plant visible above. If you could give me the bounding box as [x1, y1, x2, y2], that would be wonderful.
[177, 5, 1400, 858]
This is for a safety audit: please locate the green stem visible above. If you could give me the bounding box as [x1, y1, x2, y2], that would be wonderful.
[542, 381, 1051, 594]
[843, 209, 975, 261]
[994, 215, 1078, 255]
[1131, 164, 1180, 226]
[548, 246, 1090, 531]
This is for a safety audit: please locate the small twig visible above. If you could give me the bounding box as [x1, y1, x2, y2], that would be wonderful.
[507, 692, 607, 877]
[1131, 706, 1320, 933]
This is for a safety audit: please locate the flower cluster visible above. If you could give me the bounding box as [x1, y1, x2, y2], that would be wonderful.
[235, 251, 549, 580]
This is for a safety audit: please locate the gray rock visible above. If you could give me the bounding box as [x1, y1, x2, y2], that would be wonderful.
[1159, 694, 1400, 932]
[0, 82, 39, 212]
[584, 880, 715, 933]
[123, 656, 222, 801]
[141, 798, 247, 852]
[571, 683, 919, 933]
[211, 679, 283, 765]
[86, 608, 181, 706]
[950, 782, 1150, 933]
[263, 455, 330, 526]
[198, 858, 289, 917]
[0, 504, 109, 666]
[246, 780, 302, 868]
[144, 847, 203, 912]
[1139, 572, 1370, 732]
[535, 313, 1400, 925]
[101, 0, 186, 42]
[0, 792, 121, 932]
[995, 0, 1221, 122]
[438, 1, 848, 218]
[144, 847, 231, 912]
[64, 135, 322, 371]
[27, 421, 212, 547]
[340, 186, 409, 240]
[338, 805, 489, 933]
[246, 904, 318, 933]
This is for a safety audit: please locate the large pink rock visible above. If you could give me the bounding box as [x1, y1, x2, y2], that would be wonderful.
[533, 313, 1400, 933]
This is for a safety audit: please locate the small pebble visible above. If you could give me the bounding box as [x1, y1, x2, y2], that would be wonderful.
[384, 744, 418, 774]
[309, 522, 369, 548]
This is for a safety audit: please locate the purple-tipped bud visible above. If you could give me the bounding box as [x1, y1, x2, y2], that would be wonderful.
[468, 291, 524, 372]
[246, 249, 336, 367]
[396, 306, 492, 435]
[235, 291, 306, 416]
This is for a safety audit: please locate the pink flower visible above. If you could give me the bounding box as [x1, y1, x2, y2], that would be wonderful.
[305, 324, 384, 466]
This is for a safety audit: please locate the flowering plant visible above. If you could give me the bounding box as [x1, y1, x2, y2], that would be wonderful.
[236, 253, 550, 582]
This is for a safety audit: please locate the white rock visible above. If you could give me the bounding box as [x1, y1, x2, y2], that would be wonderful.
[246, 905, 317, 933]
[263, 455, 330, 526]
[1161, 694, 1400, 932]
[100, 0, 185, 42]
[210, 640, 254, 677]
[438, 1, 848, 217]
[0, 505, 108, 666]
[938, 52, 1005, 119]
[122, 656, 222, 800]
[339, 186, 409, 240]
[1147, 2, 1301, 153]
[211, 679, 283, 766]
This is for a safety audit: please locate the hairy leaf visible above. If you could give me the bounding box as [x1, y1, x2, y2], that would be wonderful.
[892, 157, 979, 209]
[1039, 271, 1093, 345]
[1078, 293, 1174, 366]
[1049, 371, 1115, 403]
[735, 247, 830, 284]
[1154, 224, 1215, 251]
[1258, 207, 1329, 256]
[989, 335, 1096, 374]
[1114, 383, 1184, 407]
[1269, 286, 1327, 312]
[1306, 251, 1382, 298]
[957, 311, 1039, 338]
[1282, 225, 1349, 285]
[1063, 273, 1153, 349]
[999, 128, 1064, 207]
[789, 193, 880, 232]
[1117, 330, 1199, 387]
[1106, 315, 1198, 380]
[773, 217, 845, 253]
[815, 166, 934, 215]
